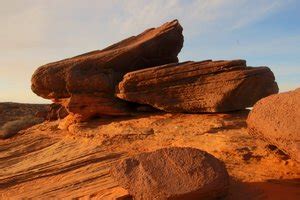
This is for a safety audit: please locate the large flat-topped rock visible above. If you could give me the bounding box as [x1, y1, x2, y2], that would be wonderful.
[116, 60, 279, 112]
[31, 20, 183, 120]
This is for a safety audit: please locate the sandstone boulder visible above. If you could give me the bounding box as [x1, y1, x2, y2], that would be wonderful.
[116, 60, 278, 112]
[247, 88, 300, 162]
[31, 20, 183, 120]
[110, 147, 229, 200]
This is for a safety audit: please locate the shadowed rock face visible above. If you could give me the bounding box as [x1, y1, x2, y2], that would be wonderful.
[31, 20, 183, 120]
[116, 60, 279, 112]
[247, 88, 300, 162]
[110, 147, 229, 200]
[35, 103, 68, 121]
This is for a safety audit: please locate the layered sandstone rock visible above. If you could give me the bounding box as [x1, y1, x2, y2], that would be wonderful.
[110, 147, 229, 200]
[117, 60, 279, 112]
[31, 20, 183, 120]
[247, 88, 300, 162]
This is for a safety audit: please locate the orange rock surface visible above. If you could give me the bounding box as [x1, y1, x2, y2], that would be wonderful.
[248, 88, 300, 162]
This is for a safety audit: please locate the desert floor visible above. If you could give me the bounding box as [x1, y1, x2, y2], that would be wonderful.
[0, 110, 299, 199]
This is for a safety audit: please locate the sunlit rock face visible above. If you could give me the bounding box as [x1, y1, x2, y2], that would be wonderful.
[247, 88, 300, 162]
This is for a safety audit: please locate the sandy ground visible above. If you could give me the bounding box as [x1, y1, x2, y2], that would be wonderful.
[0, 110, 299, 199]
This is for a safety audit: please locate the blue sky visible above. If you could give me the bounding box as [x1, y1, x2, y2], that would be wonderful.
[0, 0, 299, 103]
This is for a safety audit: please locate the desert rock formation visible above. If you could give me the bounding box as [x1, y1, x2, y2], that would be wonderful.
[11, 19, 299, 199]
[247, 88, 300, 162]
[31, 20, 183, 121]
[117, 60, 278, 112]
[111, 147, 229, 200]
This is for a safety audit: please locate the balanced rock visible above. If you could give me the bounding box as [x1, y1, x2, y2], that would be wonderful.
[31, 20, 183, 121]
[116, 60, 278, 112]
[247, 88, 300, 162]
[110, 147, 229, 200]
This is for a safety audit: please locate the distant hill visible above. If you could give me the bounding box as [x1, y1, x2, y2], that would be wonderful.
[0, 102, 49, 127]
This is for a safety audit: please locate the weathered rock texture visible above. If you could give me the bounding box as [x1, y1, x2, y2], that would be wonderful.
[247, 88, 300, 162]
[110, 147, 229, 200]
[117, 60, 279, 112]
[31, 20, 183, 120]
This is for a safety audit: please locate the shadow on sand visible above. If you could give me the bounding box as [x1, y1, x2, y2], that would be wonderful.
[226, 178, 300, 200]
